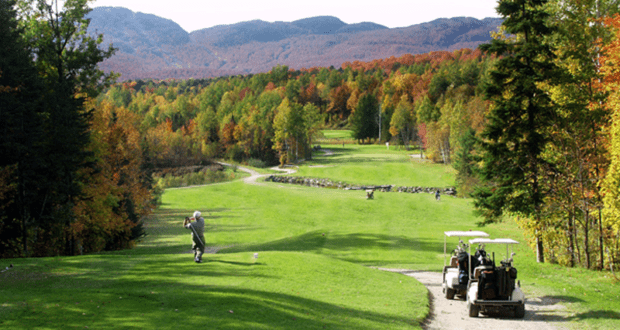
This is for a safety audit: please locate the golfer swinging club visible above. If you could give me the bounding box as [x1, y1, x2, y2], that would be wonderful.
[184, 211, 206, 263]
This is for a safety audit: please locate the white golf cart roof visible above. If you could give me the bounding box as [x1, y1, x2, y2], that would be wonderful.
[443, 231, 490, 267]
[444, 231, 490, 237]
[469, 238, 519, 245]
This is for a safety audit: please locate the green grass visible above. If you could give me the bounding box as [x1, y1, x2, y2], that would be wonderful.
[160, 181, 474, 268]
[2, 143, 620, 329]
[0, 251, 424, 329]
[319, 130, 353, 140]
[316, 130, 356, 144]
[300, 144, 455, 187]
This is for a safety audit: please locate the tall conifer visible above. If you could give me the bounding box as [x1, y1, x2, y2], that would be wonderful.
[475, 0, 563, 263]
[0, 0, 47, 256]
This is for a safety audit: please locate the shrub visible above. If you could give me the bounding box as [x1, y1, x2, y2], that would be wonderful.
[247, 158, 267, 168]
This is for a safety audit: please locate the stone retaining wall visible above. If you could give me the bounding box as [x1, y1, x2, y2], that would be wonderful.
[264, 175, 456, 196]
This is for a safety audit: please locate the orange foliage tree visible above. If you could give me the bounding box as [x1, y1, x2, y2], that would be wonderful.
[72, 101, 155, 253]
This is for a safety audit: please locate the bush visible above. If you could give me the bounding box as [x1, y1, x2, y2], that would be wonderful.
[154, 167, 238, 188]
[246, 158, 267, 168]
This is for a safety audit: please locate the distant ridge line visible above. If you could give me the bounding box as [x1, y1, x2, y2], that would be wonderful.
[88, 7, 502, 80]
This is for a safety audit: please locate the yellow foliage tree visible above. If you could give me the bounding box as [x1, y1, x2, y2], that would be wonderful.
[601, 14, 620, 268]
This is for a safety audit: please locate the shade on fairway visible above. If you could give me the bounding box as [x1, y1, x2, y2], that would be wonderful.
[4, 143, 620, 329]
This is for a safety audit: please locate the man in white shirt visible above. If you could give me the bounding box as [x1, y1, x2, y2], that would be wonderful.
[184, 210, 205, 263]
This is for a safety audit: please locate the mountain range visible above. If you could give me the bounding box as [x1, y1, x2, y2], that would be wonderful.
[87, 7, 502, 81]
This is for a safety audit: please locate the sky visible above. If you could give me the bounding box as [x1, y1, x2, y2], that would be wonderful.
[90, 0, 500, 33]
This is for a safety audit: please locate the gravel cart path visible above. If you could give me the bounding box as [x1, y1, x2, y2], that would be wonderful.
[381, 269, 569, 330]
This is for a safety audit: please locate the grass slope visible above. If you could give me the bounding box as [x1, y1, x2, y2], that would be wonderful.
[2, 141, 620, 329]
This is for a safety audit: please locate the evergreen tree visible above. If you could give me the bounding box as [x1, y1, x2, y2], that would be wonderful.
[453, 128, 479, 197]
[0, 0, 47, 257]
[351, 93, 379, 143]
[9, 0, 116, 256]
[474, 0, 564, 263]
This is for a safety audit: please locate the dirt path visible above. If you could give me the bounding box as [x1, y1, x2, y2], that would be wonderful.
[381, 269, 568, 330]
[215, 161, 297, 186]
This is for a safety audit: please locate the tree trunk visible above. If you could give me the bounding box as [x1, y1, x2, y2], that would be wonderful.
[568, 213, 575, 267]
[574, 206, 581, 265]
[599, 208, 604, 270]
[21, 213, 28, 257]
[585, 209, 590, 269]
[536, 232, 545, 263]
[536, 235, 545, 263]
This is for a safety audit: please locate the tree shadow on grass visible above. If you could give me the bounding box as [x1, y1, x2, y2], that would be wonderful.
[219, 230, 441, 259]
[529, 295, 585, 306]
[573, 310, 620, 321]
[4, 257, 424, 330]
[220, 230, 328, 254]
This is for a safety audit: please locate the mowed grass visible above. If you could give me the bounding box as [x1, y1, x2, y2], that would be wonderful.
[0, 251, 423, 329]
[319, 130, 353, 140]
[3, 144, 620, 329]
[299, 144, 455, 187]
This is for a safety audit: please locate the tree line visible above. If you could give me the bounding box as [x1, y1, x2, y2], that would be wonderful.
[98, 49, 493, 168]
[0, 0, 156, 257]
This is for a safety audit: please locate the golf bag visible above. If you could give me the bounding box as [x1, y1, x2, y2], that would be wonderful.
[478, 270, 497, 300]
[496, 261, 518, 298]
[457, 251, 470, 285]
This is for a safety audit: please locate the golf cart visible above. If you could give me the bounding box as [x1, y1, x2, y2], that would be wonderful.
[466, 238, 525, 318]
[442, 231, 490, 300]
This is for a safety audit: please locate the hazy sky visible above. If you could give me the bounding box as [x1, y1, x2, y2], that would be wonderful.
[90, 0, 500, 33]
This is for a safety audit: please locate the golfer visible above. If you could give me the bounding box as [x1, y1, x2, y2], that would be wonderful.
[184, 211, 206, 263]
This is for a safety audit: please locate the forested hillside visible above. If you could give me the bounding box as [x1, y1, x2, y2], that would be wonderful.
[95, 50, 491, 168]
[87, 7, 502, 80]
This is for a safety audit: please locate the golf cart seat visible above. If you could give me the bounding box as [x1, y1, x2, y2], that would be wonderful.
[450, 256, 458, 267]
[473, 265, 494, 280]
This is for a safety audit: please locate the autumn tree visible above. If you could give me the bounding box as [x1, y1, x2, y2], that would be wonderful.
[601, 14, 620, 272]
[72, 100, 152, 253]
[542, 0, 620, 269]
[389, 95, 416, 149]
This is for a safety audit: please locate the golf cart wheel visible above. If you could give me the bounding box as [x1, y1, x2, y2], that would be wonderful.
[445, 287, 455, 299]
[515, 303, 525, 318]
[468, 302, 479, 317]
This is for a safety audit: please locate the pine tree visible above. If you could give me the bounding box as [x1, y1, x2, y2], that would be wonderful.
[0, 0, 48, 256]
[351, 93, 379, 143]
[474, 0, 564, 263]
[8, 0, 116, 255]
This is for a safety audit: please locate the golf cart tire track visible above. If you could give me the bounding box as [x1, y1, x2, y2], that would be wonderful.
[380, 269, 568, 330]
